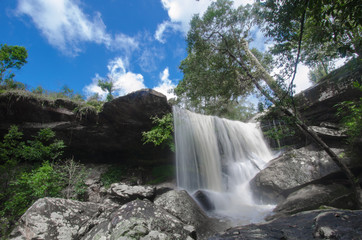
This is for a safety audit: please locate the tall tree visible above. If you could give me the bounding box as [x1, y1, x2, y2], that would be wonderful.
[0, 44, 28, 84]
[179, 0, 362, 207]
[260, 0, 361, 75]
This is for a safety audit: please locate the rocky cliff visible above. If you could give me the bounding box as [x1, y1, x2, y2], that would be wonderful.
[0, 89, 172, 164]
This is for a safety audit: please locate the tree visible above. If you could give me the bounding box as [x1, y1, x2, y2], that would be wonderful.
[0, 44, 28, 84]
[98, 78, 114, 101]
[260, 0, 361, 76]
[180, 0, 362, 207]
[175, 1, 272, 119]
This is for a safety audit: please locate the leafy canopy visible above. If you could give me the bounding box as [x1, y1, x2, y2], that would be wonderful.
[260, 0, 361, 76]
[0, 44, 28, 84]
[175, 0, 273, 118]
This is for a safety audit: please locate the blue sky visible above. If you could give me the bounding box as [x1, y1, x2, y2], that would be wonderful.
[1, 0, 314, 100]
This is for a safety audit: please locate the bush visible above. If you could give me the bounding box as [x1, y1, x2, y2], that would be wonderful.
[142, 113, 174, 152]
[0, 127, 66, 237]
[58, 158, 89, 200]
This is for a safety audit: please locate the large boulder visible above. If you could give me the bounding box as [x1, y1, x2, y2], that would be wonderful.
[154, 190, 226, 239]
[0, 89, 172, 164]
[250, 145, 347, 203]
[10, 198, 115, 240]
[271, 184, 355, 219]
[81, 199, 196, 240]
[210, 209, 362, 240]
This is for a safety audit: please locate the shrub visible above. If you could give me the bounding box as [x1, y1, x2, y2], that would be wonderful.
[142, 113, 174, 152]
[58, 158, 89, 200]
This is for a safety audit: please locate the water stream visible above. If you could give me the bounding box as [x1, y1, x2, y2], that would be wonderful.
[173, 107, 275, 224]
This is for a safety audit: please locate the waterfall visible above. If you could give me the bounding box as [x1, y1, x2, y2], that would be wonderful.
[173, 107, 275, 223]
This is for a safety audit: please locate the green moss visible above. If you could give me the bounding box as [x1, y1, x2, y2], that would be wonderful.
[100, 166, 125, 189]
[147, 165, 175, 185]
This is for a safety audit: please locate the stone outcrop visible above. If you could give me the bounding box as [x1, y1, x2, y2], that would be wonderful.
[82, 199, 196, 240]
[10, 196, 204, 240]
[296, 59, 362, 125]
[250, 145, 347, 203]
[154, 190, 226, 239]
[210, 209, 362, 240]
[10, 198, 116, 240]
[0, 89, 172, 163]
[272, 184, 354, 219]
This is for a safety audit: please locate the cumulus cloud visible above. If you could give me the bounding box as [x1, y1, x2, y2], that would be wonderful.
[156, 0, 255, 43]
[153, 67, 176, 99]
[16, 0, 138, 55]
[83, 57, 146, 99]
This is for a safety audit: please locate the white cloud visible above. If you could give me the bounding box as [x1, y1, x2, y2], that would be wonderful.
[156, 0, 255, 43]
[293, 64, 312, 94]
[83, 57, 146, 99]
[16, 0, 138, 55]
[153, 67, 176, 99]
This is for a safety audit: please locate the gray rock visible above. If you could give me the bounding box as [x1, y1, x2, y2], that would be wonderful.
[210, 209, 362, 240]
[250, 145, 347, 203]
[106, 183, 155, 204]
[81, 199, 196, 240]
[10, 198, 115, 240]
[154, 190, 226, 239]
[272, 184, 354, 219]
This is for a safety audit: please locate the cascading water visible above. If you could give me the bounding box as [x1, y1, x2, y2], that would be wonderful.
[173, 107, 275, 224]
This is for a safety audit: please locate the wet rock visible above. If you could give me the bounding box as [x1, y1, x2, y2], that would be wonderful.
[193, 190, 215, 211]
[82, 199, 196, 240]
[210, 209, 362, 240]
[10, 197, 115, 240]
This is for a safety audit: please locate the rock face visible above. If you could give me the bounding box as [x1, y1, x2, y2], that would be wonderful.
[82, 199, 196, 240]
[210, 209, 362, 240]
[0, 89, 172, 163]
[296, 59, 362, 125]
[10, 198, 116, 240]
[250, 145, 347, 203]
[11, 197, 200, 240]
[272, 184, 354, 218]
[154, 190, 226, 239]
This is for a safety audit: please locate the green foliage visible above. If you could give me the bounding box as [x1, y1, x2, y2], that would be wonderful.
[175, 0, 272, 118]
[98, 78, 114, 101]
[260, 0, 361, 74]
[142, 113, 174, 152]
[0, 44, 28, 84]
[32, 85, 45, 95]
[101, 166, 125, 188]
[1, 161, 63, 231]
[147, 165, 175, 185]
[336, 82, 362, 144]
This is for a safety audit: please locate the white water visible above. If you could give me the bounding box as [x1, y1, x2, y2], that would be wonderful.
[174, 107, 275, 224]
